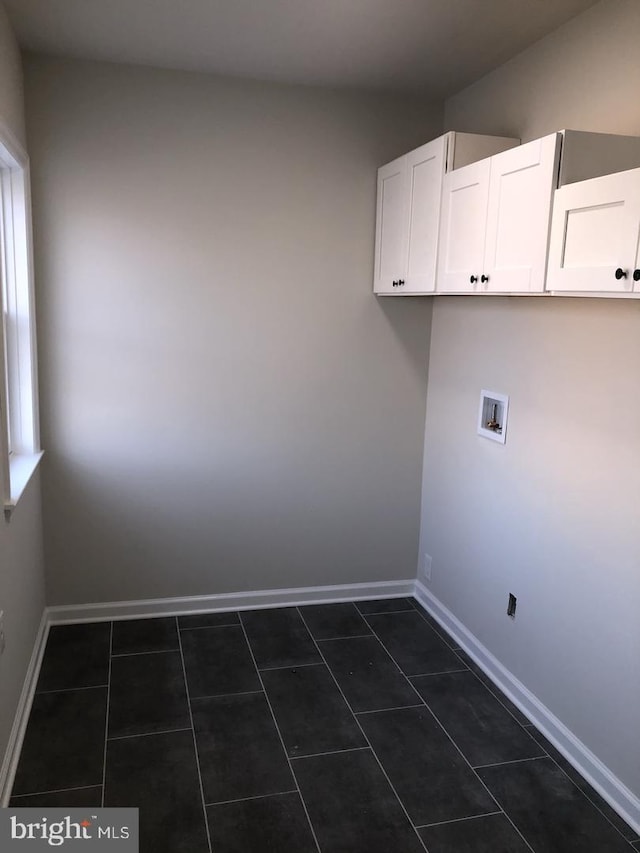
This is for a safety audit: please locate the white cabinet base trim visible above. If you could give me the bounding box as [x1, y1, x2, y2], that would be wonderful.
[414, 580, 640, 837]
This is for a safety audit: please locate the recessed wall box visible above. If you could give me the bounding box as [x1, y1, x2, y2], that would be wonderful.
[478, 390, 509, 444]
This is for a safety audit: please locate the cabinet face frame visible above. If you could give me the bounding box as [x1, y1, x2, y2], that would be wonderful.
[546, 168, 640, 294]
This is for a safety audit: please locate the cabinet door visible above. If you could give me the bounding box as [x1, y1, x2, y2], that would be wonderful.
[404, 136, 447, 293]
[546, 168, 640, 293]
[483, 134, 560, 293]
[436, 158, 490, 293]
[373, 155, 407, 294]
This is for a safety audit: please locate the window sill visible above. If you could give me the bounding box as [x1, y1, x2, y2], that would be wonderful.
[4, 451, 44, 514]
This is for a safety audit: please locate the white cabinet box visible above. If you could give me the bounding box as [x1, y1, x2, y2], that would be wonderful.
[373, 132, 518, 295]
[546, 167, 640, 295]
[437, 134, 561, 294]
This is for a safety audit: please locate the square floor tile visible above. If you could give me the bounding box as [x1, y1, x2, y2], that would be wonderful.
[10, 786, 103, 808]
[178, 612, 239, 629]
[180, 625, 260, 698]
[112, 618, 178, 655]
[412, 670, 544, 767]
[108, 651, 190, 738]
[366, 611, 463, 676]
[319, 636, 419, 712]
[12, 688, 107, 795]
[37, 624, 111, 692]
[418, 813, 530, 852]
[262, 664, 366, 757]
[191, 692, 294, 804]
[207, 792, 317, 853]
[105, 730, 209, 853]
[294, 748, 424, 853]
[299, 603, 371, 641]
[358, 705, 497, 825]
[241, 608, 321, 670]
[525, 726, 639, 842]
[478, 757, 631, 853]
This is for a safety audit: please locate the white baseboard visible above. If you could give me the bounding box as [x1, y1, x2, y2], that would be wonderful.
[0, 610, 50, 807]
[414, 580, 640, 837]
[47, 579, 415, 624]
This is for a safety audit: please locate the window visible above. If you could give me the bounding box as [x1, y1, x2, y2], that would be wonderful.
[0, 121, 41, 511]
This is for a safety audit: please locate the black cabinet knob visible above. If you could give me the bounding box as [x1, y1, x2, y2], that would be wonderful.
[615, 268, 628, 280]
[481, 274, 489, 283]
[470, 275, 478, 284]
[633, 269, 640, 282]
[392, 280, 398, 287]
[398, 279, 405, 286]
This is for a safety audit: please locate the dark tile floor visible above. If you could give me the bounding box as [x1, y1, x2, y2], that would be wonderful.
[10, 597, 639, 853]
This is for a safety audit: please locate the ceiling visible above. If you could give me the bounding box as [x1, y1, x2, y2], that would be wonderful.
[5, 0, 602, 98]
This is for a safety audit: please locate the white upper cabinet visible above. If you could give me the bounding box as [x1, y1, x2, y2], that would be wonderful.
[437, 158, 491, 293]
[484, 134, 561, 293]
[374, 132, 518, 295]
[374, 155, 407, 295]
[546, 167, 640, 294]
[437, 133, 561, 294]
[404, 141, 447, 294]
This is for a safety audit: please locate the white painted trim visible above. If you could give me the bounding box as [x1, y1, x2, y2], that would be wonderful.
[414, 580, 640, 836]
[0, 609, 49, 806]
[47, 579, 415, 624]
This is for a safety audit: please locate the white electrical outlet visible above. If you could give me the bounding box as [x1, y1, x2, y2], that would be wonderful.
[420, 553, 432, 583]
[0, 611, 5, 656]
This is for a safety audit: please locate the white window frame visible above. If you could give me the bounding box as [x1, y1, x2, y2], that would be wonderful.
[0, 120, 42, 512]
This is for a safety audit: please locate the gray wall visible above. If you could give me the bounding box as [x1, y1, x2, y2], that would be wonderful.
[24, 55, 441, 605]
[420, 0, 640, 798]
[0, 1, 46, 786]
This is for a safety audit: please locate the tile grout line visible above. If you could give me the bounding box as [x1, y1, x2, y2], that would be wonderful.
[409, 668, 470, 679]
[178, 623, 239, 632]
[472, 756, 548, 770]
[35, 684, 109, 695]
[12, 784, 104, 800]
[311, 633, 373, 641]
[290, 746, 370, 761]
[110, 648, 180, 657]
[296, 607, 430, 853]
[414, 809, 504, 830]
[175, 616, 213, 853]
[259, 662, 325, 672]
[238, 611, 323, 853]
[206, 789, 299, 808]
[360, 611, 537, 853]
[356, 608, 415, 616]
[107, 727, 193, 742]
[100, 622, 113, 808]
[190, 689, 264, 702]
[356, 704, 425, 716]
